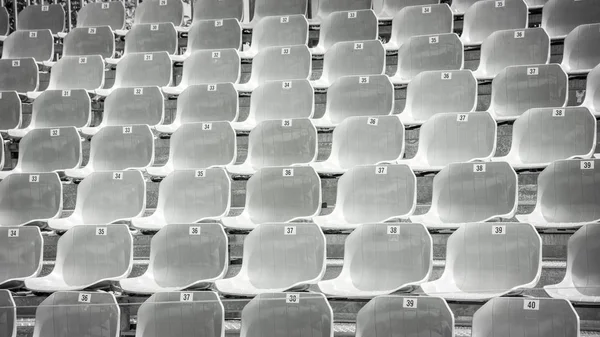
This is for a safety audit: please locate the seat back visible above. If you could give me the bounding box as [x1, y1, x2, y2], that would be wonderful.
[449, 0, 479, 15]
[63, 26, 115, 59]
[134, 0, 184, 27]
[124, 23, 178, 55]
[17, 127, 82, 173]
[250, 15, 308, 52]
[77, 1, 126, 30]
[0, 290, 15, 337]
[249, 45, 311, 85]
[30, 89, 91, 129]
[248, 79, 314, 123]
[583, 64, 600, 114]
[0, 91, 22, 131]
[388, 4, 453, 48]
[170, 122, 236, 168]
[88, 125, 154, 171]
[103, 87, 164, 127]
[375, 0, 441, 17]
[565, 224, 600, 296]
[187, 18, 242, 51]
[0, 8, 9, 37]
[541, 0, 600, 39]
[180, 49, 240, 86]
[17, 4, 65, 34]
[321, 40, 385, 84]
[0, 173, 62, 226]
[194, 0, 243, 20]
[318, 10, 378, 52]
[461, 0, 528, 45]
[114, 52, 172, 88]
[49, 55, 105, 91]
[0, 58, 38, 92]
[561, 23, 600, 73]
[0, 227, 42, 285]
[2, 30, 53, 62]
[176, 84, 238, 123]
[313, 0, 371, 22]
[251, 0, 308, 22]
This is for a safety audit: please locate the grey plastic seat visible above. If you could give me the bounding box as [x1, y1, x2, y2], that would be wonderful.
[236, 45, 311, 93]
[411, 161, 518, 229]
[356, 296, 454, 337]
[516, 159, 600, 229]
[0, 290, 15, 337]
[398, 70, 477, 126]
[541, 0, 600, 40]
[0, 58, 38, 93]
[0, 172, 62, 227]
[107, 23, 177, 64]
[561, 23, 600, 75]
[76, 1, 126, 31]
[0, 8, 9, 41]
[17, 4, 65, 35]
[383, 3, 453, 51]
[242, 0, 308, 29]
[488, 64, 568, 122]
[118, 0, 184, 35]
[309, 0, 371, 25]
[232, 79, 313, 132]
[311, 115, 405, 175]
[239, 15, 308, 60]
[121, 224, 228, 293]
[582, 63, 600, 116]
[61, 26, 116, 60]
[156, 84, 239, 134]
[148, 122, 236, 177]
[473, 28, 550, 79]
[221, 166, 321, 230]
[227, 119, 317, 175]
[314, 164, 417, 230]
[398, 112, 497, 172]
[319, 223, 431, 297]
[135, 291, 224, 337]
[0, 134, 4, 171]
[495, 107, 596, 170]
[132, 169, 231, 230]
[33, 292, 120, 337]
[460, 0, 528, 46]
[311, 10, 378, 56]
[2, 30, 54, 63]
[312, 40, 385, 89]
[0, 91, 22, 132]
[216, 223, 326, 295]
[391, 33, 463, 84]
[172, 19, 242, 62]
[421, 222, 542, 300]
[375, 0, 442, 20]
[471, 297, 579, 337]
[0, 227, 43, 288]
[194, 0, 243, 21]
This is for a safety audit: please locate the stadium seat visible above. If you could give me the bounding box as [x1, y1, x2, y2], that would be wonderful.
[314, 164, 417, 230]
[541, 0, 600, 39]
[26, 225, 132, 291]
[17, 4, 65, 35]
[516, 159, 600, 228]
[232, 79, 313, 132]
[0, 91, 22, 132]
[487, 64, 568, 122]
[562, 23, 600, 75]
[227, 119, 317, 175]
[473, 28, 550, 79]
[155, 84, 239, 134]
[81, 87, 164, 136]
[460, 0, 528, 46]
[239, 15, 308, 60]
[398, 112, 497, 171]
[0, 290, 15, 337]
[411, 161, 518, 228]
[61, 26, 116, 61]
[421, 222, 542, 300]
[32, 292, 120, 337]
[2, 30, 54, 64]
[194, 0, 243, 21]
[383, 3, 453, 51]
[319, 223, 432, 297]
[0, 134, 3, 170]
[398, 70, 477, 126]
[471, 297, 579, 337]
[375, 0, 442, 21]
[391, 33, 463, 84]
[48, 171, 145, 230]
[163, 49, 240, 96]
[309, 0, 371, 26]
[172, 18, 242, 62]
[545, 223, 600, 303]
[310, 10, 378, 56]
[313, 74, 394, 128]
[235, 45, 311, 93]
[582, 63, 600, 116]
[0, 227, 43, 288]
[0, 8, 9, 41]
[132, 169, 231, 230]
[0, 58, 38, 93]
[310, 115, 405, 175]
[76, 1, 126, 31]
[108, 23, 177, 64]
[148, 122, 236, 177]
[355, 296, 454, 337]
[312, 40, 385, 90]
[117, 0, 184, 35]
[449, 0, 477, 15]
[0, 172, 62, 227]
[216, 223, 326, 295]
[121, 224, 228, 293]
[494, 107, 596, 170]
[135, 291, 224, 336]
[242, 0, 308, 29]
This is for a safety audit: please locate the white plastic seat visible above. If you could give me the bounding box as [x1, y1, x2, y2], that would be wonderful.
[460, 0, 528, 46]
[582, 63, 600, 116]
[227, 119, 317, 175]
[0, 172, 62, 227]
[310, 115, 405, 175]
[383, 3, 453, 51]
[194, 0, 243, 21]
[235, 45, 311, 93]
[0, 227, 43, 288]
[356, 296, 454, 337]
[391, 33, 463, 84]
[232, 79, 313, 132]
[398, 70, 477, 126]
[411, 161, 518, 229]
[314, 74, 394, 128]
[118, 0, 184, 35]
[516, 159, 600, 229]
[449, 0, 479, 15]
[541, 0, 600, 40]
[375, 0, 441, 20]
[473, 28, 550, 80]
[2, 30, 54, 63]
[312, 40, 385, 89]
[0, 91, 22, 132]
[61, 26, 116, 61]
[121, 224, 228, 293]
[0, 290, 15, 337]
[319, 223, 432, 297]
[314, 164, 417, 230]
[135, 291, 224, 337]
[561, 23, 600, 75]
[471, 297, 579, 336]
[0, 58, 38, 93]
[76, 1, 126, 31]
[309, 0, 371, 26]
[239, 15, 308, 59]
[107, 23, 177, 65]
[172, 19, 241, 62]
[0, 8, 9, 41]
[242, 0, 308, 29]
[132, 169, 231, 230]
[17, 4, 65, 35]
[421, 222, 542, 301]
[221, 166, 321, 230]
[398, 112, 497, 172]
[215, 223, 326, 295]
[488, 64, 568, 122]
[310, 10, 378, 56]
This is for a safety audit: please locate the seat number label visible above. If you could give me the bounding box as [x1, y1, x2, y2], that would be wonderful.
[283, 168, 294, 177]
[282, 81, 292, 89]
[282, 119, 292, 127]
[215, 19, 223, 27]
[429, 36, 439, 44]
[581, 161, 594, 170]
[552, 109, 564, 117]
[492, 225, 505, 235]
[189, 226, 201, 235]
[195, 169, 206, 178]
[29, 175, 39, 183]
[8, 229, 19, 237]
[96, 227, 107, 236]
[113, 172, 123, 180]
[78, 293, 91, 303]
[523, 299, 539, 310]
[376, 166, 388, 175]
[286, 293, 299, 303]
[29, 31, 37, 38]
[527, 67, 538, 75]
[354, 42, 363, 50]
[359, 76, 369, 84]
[457, 114, 468, 122]
[495, 1, 505, 7]
[123, 126, 132, 134]
[422, 6, 431, 13]
[387, 225, 400, 235]
[284, 226, 296, 235]
[367, 117, 378, 126]
[403, 298, 417, 308]
[180, 292, 193, 302]
[514, 30, 525, 39]
[50, 129, 60, 137]
[473, 164, 486, 172]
